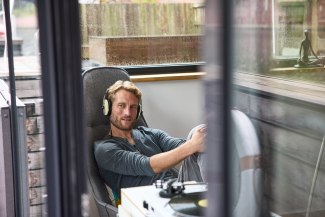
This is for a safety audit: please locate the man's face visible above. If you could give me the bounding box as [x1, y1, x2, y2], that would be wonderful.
[110, 89, 139, 131]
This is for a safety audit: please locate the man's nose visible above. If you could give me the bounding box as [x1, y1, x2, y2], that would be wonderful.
[123, 107, 132, 116]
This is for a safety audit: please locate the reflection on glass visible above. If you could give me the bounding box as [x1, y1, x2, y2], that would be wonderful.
[232, 1, 325, 217]
[271, 0, 325, 83]
[1, 0, 45, 216]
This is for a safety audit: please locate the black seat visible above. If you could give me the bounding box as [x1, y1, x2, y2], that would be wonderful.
[82, 66, 148, 217]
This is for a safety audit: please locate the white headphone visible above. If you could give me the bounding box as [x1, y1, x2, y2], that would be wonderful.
[102, 91, 142, 119]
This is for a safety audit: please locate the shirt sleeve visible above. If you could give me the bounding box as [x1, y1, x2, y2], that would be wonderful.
[150, 128, 186, 152]
[94, 140, 155, 176]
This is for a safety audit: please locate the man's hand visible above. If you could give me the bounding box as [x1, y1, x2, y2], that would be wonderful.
[149, 125, 207, 174]
[188, 125, 206, 153]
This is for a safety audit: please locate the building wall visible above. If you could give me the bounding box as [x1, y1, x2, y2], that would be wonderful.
[134, 78, 205, 138]
[8, 76, 45, 217]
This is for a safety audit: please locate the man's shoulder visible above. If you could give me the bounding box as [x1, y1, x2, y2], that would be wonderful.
[94, 138, 122, 152]
[134, 125, 149, 130]
[133, 126, 167, 138]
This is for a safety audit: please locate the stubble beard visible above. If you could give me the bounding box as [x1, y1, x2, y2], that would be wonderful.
[110, 115, 136, 131]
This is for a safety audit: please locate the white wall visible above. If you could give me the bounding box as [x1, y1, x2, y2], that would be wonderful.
[134, 79, 205, 139]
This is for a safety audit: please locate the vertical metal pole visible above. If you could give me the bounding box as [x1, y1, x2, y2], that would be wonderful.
[223, 0, 233, 215]
[204, 0, 233, 216]
[37, 0, 87, 216]
[2, 0, 23, 216]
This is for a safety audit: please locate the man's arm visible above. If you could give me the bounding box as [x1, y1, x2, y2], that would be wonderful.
[149, 126, 206, 174]
[94, 141, 155, 176]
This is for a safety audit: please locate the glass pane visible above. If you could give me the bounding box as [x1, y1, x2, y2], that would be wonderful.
[274, 1, 305, 58]
[232, 1, 325, 217]
[80, 0, 204, 67]
[0, 0, 45, 216]
[271, 0, 325, 83]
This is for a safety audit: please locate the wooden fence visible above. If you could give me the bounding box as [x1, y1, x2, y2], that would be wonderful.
[80, 3, 202, 59]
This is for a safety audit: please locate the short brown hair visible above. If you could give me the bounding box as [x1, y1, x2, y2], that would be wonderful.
[106, 80, 142, 103]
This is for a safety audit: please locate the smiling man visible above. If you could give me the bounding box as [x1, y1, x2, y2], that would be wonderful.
[94, 80, 206, 201]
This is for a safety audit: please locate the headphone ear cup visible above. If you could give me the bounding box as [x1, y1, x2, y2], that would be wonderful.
[103, 99, 109, 116]
[137, 104, 142, 119]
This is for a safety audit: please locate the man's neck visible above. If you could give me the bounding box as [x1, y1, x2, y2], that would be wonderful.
[110, 126, 135, 144]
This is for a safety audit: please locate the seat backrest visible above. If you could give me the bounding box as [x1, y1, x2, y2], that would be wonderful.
[82, 66, 147, 216]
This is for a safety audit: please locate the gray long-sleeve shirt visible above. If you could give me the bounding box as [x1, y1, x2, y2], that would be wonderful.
[94, 126, 186, 196]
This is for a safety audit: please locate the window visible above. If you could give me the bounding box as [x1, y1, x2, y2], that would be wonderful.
[232, 0, 325, 83]
[1, 0, 325, 216]
[0, 0, 45, 216]
[271, 0, 325, 83]
[80, 0, 204, 70]
[230, 1, 325, 217]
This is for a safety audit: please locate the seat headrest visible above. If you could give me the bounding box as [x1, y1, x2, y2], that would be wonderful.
[83, 67, 131, 131]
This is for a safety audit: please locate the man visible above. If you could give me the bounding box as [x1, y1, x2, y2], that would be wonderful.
[94, 80, 206, 201]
